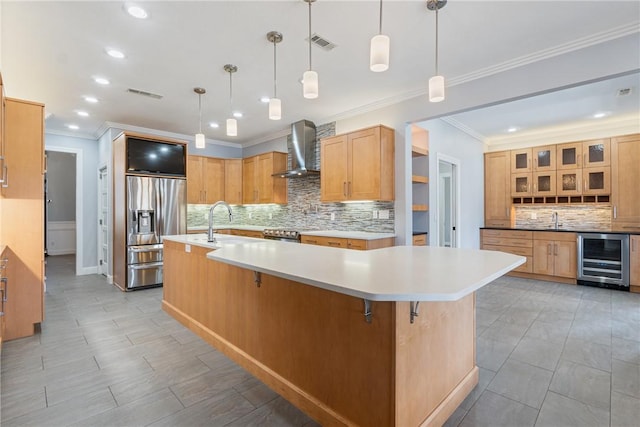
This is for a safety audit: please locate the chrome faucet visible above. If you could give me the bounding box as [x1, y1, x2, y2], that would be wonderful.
[208, 201, 233, 242]
[552, 212, 559, 230]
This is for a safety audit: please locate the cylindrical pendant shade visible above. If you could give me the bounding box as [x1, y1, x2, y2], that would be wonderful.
[303, 70, 319, 99]
[195, 133, 206, 149]
[226, 118, 237, 137]
[269, 98, 282, 120]
[429, 75, 445, 103]
[370, 34, 390, 72]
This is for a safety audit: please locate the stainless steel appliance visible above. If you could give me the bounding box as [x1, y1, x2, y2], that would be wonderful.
[263, 228, 302, 243]
[577, 233, 629, 290]
[126, 176, 186, 289]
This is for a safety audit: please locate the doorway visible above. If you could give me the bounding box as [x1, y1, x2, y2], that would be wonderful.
[437, 155, 460, 248]
[98, 166, 109, 278]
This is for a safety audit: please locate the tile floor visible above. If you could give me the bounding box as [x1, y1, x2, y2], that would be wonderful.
[1, 255, 639, 426]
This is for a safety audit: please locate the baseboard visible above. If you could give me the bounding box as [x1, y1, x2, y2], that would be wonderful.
[420, 367, 479, 427]
[47, 249, 76, 256]
[77, 266, 98, 275]
[106, 274, 113, 284]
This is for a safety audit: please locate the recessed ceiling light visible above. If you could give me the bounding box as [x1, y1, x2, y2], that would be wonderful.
[83, 96, 99, 103]
[94, 77, 110, 85]
[76, 111, 89, 117]
[593, 112, 607, 119]
[106, 49, 125, 59]
[233, 112, 243, 118]
[67, 124, 79, 130]
[507, 127, 518, 133]
[260, 96, 270, 103]
[126, 4, 148, 19]
[209, 122, 220, 129]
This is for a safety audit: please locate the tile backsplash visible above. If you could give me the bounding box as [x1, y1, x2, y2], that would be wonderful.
[187, 122, 395, 233]
[515, 205, 612, 230]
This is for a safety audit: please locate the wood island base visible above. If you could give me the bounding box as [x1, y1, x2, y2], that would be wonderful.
[163, 240, 478, 426]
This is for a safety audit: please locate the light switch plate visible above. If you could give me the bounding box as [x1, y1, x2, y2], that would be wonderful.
[372, 210, 378, 219]
[330, 212, 335, 221]
[185, 244, 191, 253]
[531, 212, 537, 219]
[379, 210, 390, 219]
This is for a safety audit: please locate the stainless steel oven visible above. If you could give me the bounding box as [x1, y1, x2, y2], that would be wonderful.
[577, 233, 629, 290]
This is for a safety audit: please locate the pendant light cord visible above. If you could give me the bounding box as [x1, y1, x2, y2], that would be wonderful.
[229, 71, 233, 114]
[435, 5, 439, 75]
[378, 0, 383, 35]
[308, 0, 312, 70]
[198, 93, 202, 133]
[273, 40, 277, 98]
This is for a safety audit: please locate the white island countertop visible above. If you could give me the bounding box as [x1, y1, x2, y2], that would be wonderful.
[164, 234, 526, 302]
[300, 230, 395, 240]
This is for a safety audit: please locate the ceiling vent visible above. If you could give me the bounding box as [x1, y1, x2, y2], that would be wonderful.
[126, 88, 163, 99]
[617, 88, 632, 97]
[306, 33, 337, 51]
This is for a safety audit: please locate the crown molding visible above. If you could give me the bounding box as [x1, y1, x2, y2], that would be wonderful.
[439, 117, 486, 142]
[45, 128, 97, 141]
[486, 113, 640, 151]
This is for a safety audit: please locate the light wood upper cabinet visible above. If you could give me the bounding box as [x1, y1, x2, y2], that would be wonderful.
[582, 166, 610, 195]
[510, 148, 532, 173]
[484, 151, 512, 227]
[224, 159, 242, 205]
[630, 235, 640, 289]
[611, 134, 640, 230]
[582, 138, 610, 168]
[533, 171, 556, 196]
[557, 142, 583, 170]
[242, 152, 287, 204]
[187, 155, 225, 204]
[556, 169, 583, 196]
[321, 125, 394, 202]
[511, 173, 532, 197]
[1, 98, 45, 340]
[532, 145, 556, 171]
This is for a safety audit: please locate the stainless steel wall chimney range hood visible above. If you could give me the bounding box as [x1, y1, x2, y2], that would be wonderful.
[273, 120, 319, 178]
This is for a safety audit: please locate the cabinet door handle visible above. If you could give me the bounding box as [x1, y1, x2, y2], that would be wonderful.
[1, 277, 8, 302]
[328, 241, 341, 246]
[348, 181, 352, 197]
[343, 182, 347, 197]
[613, 206, 617, 219]
[547, 244, 551, 255]
[583, 153, 586, 166]
[534, 158, 537, 169]
[583, 179, 586, 191]
[305, 239, 317, 244]
[632, 239, 636, 252]
[554, 243, 558, 256]
[2, 164, 8, 188]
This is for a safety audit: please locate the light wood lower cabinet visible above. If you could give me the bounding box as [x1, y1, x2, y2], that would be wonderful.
[532, 232, 577, 279]
[301, 235, 394, 250]
[631, 235, 640, 293]
[163, 240, 477, 427]
[412, 234, 427, 246]
[230, 229, 264, 238]
[480, 229, 533, 274]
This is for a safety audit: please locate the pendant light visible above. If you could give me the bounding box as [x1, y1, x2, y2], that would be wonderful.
[427, 0, 446, 103]
[370, 0, 390, 72]
[224, 64, 238, 137]
[302, 0, 318, 99]
[267, 31, 283, 120]
[193, 87, 206, 149]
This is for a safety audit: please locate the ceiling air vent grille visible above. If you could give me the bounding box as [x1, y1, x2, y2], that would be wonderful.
[126, 88, 163, 99]
[617, 88, 632, 97]
[306, 33, 337, 51]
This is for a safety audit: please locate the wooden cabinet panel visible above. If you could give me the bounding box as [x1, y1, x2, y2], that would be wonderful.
[242, 156, 257, 204]
[230, 229, 264, 238]
[243, 152, 287, 205]
[484, 152, 512, 227]
[557, 142, 583, 170]
[533, 171, 556, 196]
[1, 98, 44, 340]
[321, 125, 394, 202]
[611, 134, 640, 230]
[553, 240, 577, 279]
[630, 235, 639, 291]
[510, 148, 532, 173]
[532, 145, 556, 171]
[301, 235, 347, 248]
[582, 138, 610, 168]
[481, 229, 532, 240]
[532, 240, 554, 275]
[556, 169, 583, 196]
[511, 173, 532, 197]
[301, 235, 394, 250]
[582, 166, 610, 195]
[203, 157, 225, 204]
[412, 234, 427, 246]
[187, 155, 204, 203]
[224, 159, 242, 205]
[532, 232, 577, 279]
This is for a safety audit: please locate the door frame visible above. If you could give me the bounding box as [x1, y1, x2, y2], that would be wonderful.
[435, 153, 461, 248]
[46, 146, 84, 275]
[97, 164, 111, 282]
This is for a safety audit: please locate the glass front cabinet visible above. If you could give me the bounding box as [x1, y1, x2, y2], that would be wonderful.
[557, 142, 583, 170]
[583, 166, 611, 195]
[511, 173, 532, 197]
[582, 138, 610, 168]
[533, 145, 556, 171]
[510, 148, 532, 173]
[557, 169, 583, 196]
[533, 171, 557, 196]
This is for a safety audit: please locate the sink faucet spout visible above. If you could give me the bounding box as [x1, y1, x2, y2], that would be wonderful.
[552, 212, 559, 230]
[208, 201, 234, 242]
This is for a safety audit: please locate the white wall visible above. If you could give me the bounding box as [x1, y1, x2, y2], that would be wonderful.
[417, 119, 484, 249]
[45, 133, 99, 273]
[46, 151, 76, 221]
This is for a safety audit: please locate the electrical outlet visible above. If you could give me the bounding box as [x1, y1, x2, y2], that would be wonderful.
[249, 212, 252, 219]
[203, 212, 209, 220]
[185, 244, 191, 253]
[379, 210, 390, 219]
[531, 212, 537, 219]
[372, 210, 378, 219]
[268, 213, 273, 220]
[330, 212, 335, 221]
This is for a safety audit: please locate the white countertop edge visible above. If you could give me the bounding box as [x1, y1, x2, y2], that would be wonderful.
[300, 230, 396, 240]
[206, 251, 525, 302]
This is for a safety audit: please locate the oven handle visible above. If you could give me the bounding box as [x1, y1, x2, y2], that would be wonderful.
[129, 244, 163, 252]
[129, 262, 163, 270]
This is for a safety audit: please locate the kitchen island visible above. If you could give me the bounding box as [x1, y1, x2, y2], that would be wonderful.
[162, 234, 524, 426]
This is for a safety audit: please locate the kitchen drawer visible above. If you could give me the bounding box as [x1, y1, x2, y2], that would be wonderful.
[301, 235, 348, 248]
[482, 244, 532, 257]
[533, 231, 576, 242]
[413, 234, 427, 246]
[481, 229, 532, 240]
[480, 236, 532, 248]
[231, 229, 264, 238]
[346, 239, 367, 250]
[482, 245, 533, 273]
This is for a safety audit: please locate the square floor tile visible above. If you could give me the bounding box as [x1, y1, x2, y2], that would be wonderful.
[458, 391, 538, 427]
[487, 359, 553, 409]
[511, 336, 564, 371]
[535, 391, 609, 427]
[549, 360, 611, 410]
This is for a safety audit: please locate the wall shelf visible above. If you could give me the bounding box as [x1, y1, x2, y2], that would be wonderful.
[512, 195, 610, 205]
[412, 175, 428, 184]
[412, 204, 428, 212]
[411, 146, 428, 157]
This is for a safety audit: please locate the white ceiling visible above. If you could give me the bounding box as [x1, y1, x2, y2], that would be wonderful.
[2, 1, 639, 145]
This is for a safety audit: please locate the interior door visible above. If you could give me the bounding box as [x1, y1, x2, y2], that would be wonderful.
[98, 166, 108, 276]
[437, 157, 458, 248]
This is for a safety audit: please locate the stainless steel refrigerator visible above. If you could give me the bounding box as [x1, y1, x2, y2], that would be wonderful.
[126, 176, 186, 289]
